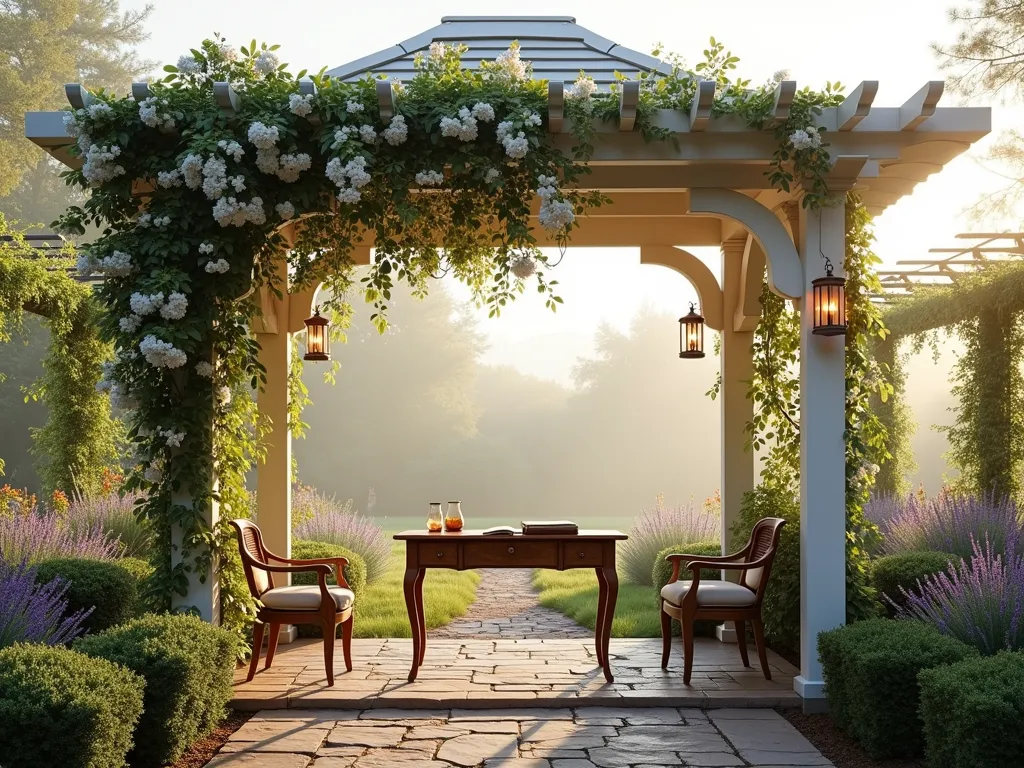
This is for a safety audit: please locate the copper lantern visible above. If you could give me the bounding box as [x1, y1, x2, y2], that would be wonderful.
[678, 303, 705, 359]
[811, 263, 847, 336]
[303, 306, 330, 361]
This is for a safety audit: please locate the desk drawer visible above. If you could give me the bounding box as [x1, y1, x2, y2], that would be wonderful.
[562, 541, 606, 568]
[416, 541, 460, 568]
[463, 540, 558, 568]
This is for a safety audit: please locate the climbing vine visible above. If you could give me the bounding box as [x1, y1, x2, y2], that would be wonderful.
[0, 215, 122, 494]
[54, 34, 859, 642]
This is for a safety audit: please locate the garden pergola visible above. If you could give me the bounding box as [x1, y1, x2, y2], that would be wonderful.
[26, 16, 991, 705]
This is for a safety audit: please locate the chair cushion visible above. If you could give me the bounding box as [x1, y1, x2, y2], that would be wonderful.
[660, 580, 756, 608]
[259, 585, 355, 612]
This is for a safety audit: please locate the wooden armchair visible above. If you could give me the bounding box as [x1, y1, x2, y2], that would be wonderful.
[230, 519, 354, 686]
[659, 517, 786, 684]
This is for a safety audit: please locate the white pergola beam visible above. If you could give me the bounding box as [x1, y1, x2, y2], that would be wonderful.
[548, 81, 564, 134]
[688, 80, 716, 132]
[735, 234, 766, 332]
[639, 245, 724, 330]
[376, 80, 396, 123]
[213, 82, 240, 115]
[837, 81, 878, 131]
[899, 81, 945, 131]
[65, 83, 92, 109]
[767, 81, 797, 127]
[619, 80, 639, 132]
[131, 82, 152, 102]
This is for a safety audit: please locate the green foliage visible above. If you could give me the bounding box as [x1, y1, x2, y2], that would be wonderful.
[532, 568, 664, 637]
[76, 613, 238, 767]
[291, 539, 367, 595]
[870, 551, 956, 617]
[872, 339, 916, 496]
[0, 216, 122, 494]
[919, 651, 1024, 768]
[732, 485, 801, 651]
[34, 557, 138, 634]
[113, 556, 153, 613]
[651, 541, 722, 591]
[0, 643, 145, 768]
[818, 618, 978, 759]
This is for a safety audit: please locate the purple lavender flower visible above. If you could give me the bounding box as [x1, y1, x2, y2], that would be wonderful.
[898, 536, 1024, 655]
[879, 492, 1022, 561]
[0, 511, 119, 565]
[292, 485, 390, 582]
[0, 557, 92, 648]
[620, 495, 720, 586]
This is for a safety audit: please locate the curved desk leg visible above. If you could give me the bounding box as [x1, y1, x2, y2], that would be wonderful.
[594, 567, 608, 669]
[404, 566, 421, 682]
[415, 568, 427, 666]
[599, 566, 618, 682]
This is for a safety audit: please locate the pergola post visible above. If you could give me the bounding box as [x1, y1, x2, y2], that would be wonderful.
[794, 201, 847, 709]
[170, 451, 220, 623]
[716, 239, 756, 642]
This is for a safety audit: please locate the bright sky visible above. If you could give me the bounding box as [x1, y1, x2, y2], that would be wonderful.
[124, 0, 1020, 387]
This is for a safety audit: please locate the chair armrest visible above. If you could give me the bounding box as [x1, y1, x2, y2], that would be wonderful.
[664, 551, 743, 584]
[253, 562, 336, 612]
[285, 557, 351, 589]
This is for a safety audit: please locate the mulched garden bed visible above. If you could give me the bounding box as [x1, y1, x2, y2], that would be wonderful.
[781, 710, 925, 768]
[166, 711, 252, 768]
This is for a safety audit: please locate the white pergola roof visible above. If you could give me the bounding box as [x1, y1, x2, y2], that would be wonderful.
[326, 16, 674, 87]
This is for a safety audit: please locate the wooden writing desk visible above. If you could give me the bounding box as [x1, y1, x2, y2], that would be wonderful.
[393, 529, 628, 682]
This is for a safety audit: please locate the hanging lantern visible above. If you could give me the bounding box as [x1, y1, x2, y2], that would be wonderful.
[678, 303, 705, 359]
[303, 306, 330, 361]
[811, 261, 847, 336]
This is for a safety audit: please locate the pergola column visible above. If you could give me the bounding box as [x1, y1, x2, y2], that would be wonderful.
[794, 201, 847, 708]
[715, 238, 756, 642]
[170, 448, 220, 622]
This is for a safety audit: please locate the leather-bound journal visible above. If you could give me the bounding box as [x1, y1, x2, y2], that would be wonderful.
[521, 520, 579, 535]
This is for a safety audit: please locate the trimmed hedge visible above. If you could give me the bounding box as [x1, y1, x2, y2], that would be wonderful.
[652, 541, 723, 638]
[919, 652, 1024, 768]
[871, 551, 954, 617]
[0, 643, 145, 768]
[818, 618, 977, 758]
[76, 613, 238, 767]
[35, 557, 138, 634]
[291, 540, 365, 639]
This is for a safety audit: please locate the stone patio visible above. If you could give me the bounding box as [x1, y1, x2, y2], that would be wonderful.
[230, 638, 799, 711]
[204, 706, 833, 767]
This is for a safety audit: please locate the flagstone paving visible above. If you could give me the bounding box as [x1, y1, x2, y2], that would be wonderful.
[230, 638, 799, 710]
[204, 707, 833, 767]
[432, 570, 592, 639]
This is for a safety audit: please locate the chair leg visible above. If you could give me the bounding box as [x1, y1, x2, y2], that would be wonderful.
[681, 613, 695, 685]
[247, 621, 265, 682]
[751, 618, 771, 680]
[660, 600, 672, 669]
[264, 623, 281, 670]
[341, 613, 354, 672]
[735, 620, 750, 668]
[323, 621, 336, 687]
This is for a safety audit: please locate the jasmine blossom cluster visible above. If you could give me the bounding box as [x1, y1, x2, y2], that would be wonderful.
[212, 196, 267, 227]
[198, 242, 215, 255]
[289, 93, 314, 116]
[157, 169, 182, 187]
[492, 43, 528, 83]
[194, 361, 214, 377]
[205, 258, 230, 273]
[130, 292, 164, 315]
[98, 250, 134, 277]
[382, 114, 408, 145]
[276, 152, 312, 182]
[276, 201, 295, 219]
[140, 335, 187, 368]
[247, 122, 280, 149]
[177, 55, 201, 75]
[346, 100, 364, 114]
[161, 428, 185, 448]
[119, 315, 142, 333]
[180, 154, 203, 189]
[496, 121, 528, 159]
[510, 254, 537, 279]
[536, 173, 575, 232]
[82, 144, 125, 186]
[789, 126, 822, 151]
[138, 97, 175, 130]
[325, 156, 371, 203]
[255, 51, 280, 75]
[159, 292, 188, 320]
[415, 170, 444, 186]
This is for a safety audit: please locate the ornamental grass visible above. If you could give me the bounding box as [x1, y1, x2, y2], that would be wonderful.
[0, 556, 91, 648]
[66, 490, 153, 558]
[899, 536, 1024, 655]
[874, 491, 1023, 561]
[620, 494, 720, 586]
[291, 485, 390, 583]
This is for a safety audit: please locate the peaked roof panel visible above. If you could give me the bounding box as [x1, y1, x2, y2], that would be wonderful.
[326, 15, 675, 86]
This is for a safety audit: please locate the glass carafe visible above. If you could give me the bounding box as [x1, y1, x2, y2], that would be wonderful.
[426, 502, 443, 533]
[444, 501, 464, 532]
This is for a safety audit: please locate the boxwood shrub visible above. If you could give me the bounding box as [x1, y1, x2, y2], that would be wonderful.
[919, 651, 1024, 768]
[652, 542, 723, 638]
[0, 643, 144, 768]
[76, 613, 238, 767]
[818, 618, 977, 758]
[870, 551, 955, 617]
[291, 540, 366, 639]
[34, 557, 138, 634]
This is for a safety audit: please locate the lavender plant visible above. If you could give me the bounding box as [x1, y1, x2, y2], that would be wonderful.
[620, 494, 720, 586]
[67, 491, 152, 558]
[878, 492, 1023, 561]
[899, 537, 1024, 654]
[292, 485, 390, 583]
[0, 511, 119, 565]
[0, 557, 92, 647]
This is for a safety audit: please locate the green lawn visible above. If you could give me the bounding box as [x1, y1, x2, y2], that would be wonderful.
[353, 542, 480, 637]
[531, 569, 662, 638]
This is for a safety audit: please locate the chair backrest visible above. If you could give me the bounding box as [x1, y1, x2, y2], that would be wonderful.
[229, 519, 273, 597]
[739, 517, 787, 597]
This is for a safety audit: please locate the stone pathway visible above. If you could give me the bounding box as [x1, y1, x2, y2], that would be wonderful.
[204, 707, 833, 767]
[432, 569, 592, 639]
